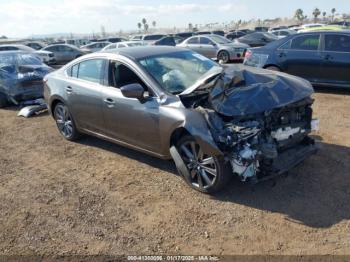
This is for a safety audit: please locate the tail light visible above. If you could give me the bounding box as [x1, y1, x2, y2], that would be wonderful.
[244, 49, 252, 58]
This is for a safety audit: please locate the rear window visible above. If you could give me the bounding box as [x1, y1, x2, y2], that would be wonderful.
[325, 34, 350, 52]
[291, 35, 320, 51]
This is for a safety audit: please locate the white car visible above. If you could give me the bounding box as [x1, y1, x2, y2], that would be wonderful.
[270, 29, 297, 39]
[101, 41, 145, 51]
[0, 44, 55, 64]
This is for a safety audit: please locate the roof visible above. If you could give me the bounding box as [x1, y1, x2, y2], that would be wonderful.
[102, 46, 186, 59]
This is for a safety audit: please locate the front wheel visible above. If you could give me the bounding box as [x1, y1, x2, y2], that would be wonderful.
[53, 102, 80, 141]
[176, 136, 231, 193]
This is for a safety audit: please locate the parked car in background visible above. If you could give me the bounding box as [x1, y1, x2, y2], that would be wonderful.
[211, 30, 225, 36]
[96, 37, 127, 43]
[0, 44, 55, 64]
[80, 42, 111, 52]
[270, 29, 297, 39]
[235, 32, 278, 47]
[41, 44, 88, 64]
[153, 36, 177, 46]
[44, 46, 318, 193]
[0, 51, 52, 107]
[243, 31, 350, 88]
[225, 31, 246, 40]
[195, 31, 211, 35]
[65, 39, 90, 47]
[25, 41, 47, 50]
[269, 26, 289, 31]
[177, 34, 249, 63]
[130, 34, 166, 43]
[102, 41, 145, 51]
[254, 26, 269, 32]
[174, 32, 193, 39]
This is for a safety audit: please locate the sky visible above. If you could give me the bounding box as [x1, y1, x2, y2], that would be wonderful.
[0, 0, 349, 38]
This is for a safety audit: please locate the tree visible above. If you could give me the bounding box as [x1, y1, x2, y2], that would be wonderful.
[152, 21, 156, 28]
[137, 22, 142, 32]
[312, 8, 321, 22]
[294, 9, 306, 23]
[322, 11, 327, 21]
[144, 23, 149, 33]
[331, 8, 336, 21]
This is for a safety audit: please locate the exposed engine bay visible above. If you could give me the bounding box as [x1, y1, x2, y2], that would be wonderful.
[180, 65, 319, 182]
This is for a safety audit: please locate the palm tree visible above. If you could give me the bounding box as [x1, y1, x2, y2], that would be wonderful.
[331, 8, 336, 21]
[294, 9, 305, 23]
[152, 21, 156, 28]
[322, 11, 327, 22]
[312, 8, 321, 22]
[144, 23, 149, 33]
[137, 22, 142, 33]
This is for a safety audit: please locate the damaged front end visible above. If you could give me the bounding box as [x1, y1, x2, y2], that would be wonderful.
[181, 65, 319, 183]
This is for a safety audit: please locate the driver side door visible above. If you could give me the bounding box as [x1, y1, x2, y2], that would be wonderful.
[101, 60, 162, 154]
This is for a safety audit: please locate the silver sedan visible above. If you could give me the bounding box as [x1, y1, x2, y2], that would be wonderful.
[177, 34, 249, 63]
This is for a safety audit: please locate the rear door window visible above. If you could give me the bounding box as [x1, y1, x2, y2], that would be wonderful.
[187, 37, 199, 44]
[200, 37, 214, 45]
[291, 34, 320, 51]
[325, 34, 350, 52]
[76, 59, 105, 84]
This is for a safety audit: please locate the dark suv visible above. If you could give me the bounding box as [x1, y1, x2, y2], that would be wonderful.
[243, 31, 350, 88]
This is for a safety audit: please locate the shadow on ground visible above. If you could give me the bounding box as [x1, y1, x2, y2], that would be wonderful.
[78, 135, 350, 229]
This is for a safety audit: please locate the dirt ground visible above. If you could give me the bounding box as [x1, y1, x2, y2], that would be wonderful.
[0, 89, 350, 256]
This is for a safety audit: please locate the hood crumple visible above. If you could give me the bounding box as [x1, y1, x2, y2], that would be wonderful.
[209, 65, 314, 117]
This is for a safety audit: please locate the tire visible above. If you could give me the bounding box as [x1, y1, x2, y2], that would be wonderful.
[176, 135, 231, 194]
[0, 92, 8, 108]
[265, 66, 281, 72]
[53, 102, 80, 141]
[217, 50, 230, 64]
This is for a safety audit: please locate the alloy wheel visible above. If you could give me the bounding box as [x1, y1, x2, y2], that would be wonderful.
[179, 141, 217, 189]
[54, 104, 74, 138]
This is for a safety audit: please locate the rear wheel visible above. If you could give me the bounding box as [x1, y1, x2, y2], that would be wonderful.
[0, 93, 8, 108]
[265, 65, 281, 72]
[217, 50, 230, 64]
[176, 136, 231, 193]
[53, 102, 80, 141]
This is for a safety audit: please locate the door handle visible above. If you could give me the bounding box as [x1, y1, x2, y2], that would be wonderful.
[103, 98, 115, 107]
[66, 86, 73, 94]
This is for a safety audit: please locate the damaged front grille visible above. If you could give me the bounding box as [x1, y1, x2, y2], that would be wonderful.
[196, 97, 316, 182]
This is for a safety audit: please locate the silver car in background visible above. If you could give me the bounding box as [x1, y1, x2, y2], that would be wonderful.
[177, 34, 249, 63]
[41, 44, 88, 64]
[80, 41, 111, 52]
[102, 41, 145, 51]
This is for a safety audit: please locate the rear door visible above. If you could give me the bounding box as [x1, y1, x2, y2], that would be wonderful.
[184, 37, 201, 53]
[65, 58, 106, 133]
[199, 37, 217, 59]
[276, 33, 322, 82]
[318, 33, 350, 87]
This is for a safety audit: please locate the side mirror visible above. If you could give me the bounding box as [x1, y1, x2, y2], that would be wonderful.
[120, 83, 144, 99]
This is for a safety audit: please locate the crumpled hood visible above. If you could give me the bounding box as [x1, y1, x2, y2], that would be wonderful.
[209, 65, 314, 117]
